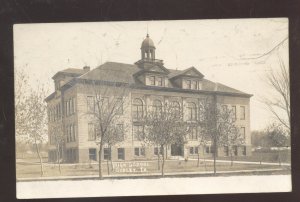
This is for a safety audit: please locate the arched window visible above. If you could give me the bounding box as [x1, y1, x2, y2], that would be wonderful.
[171, 101, 181, 118]
[153, 100, 162, 117]
[132, 98, 143, 119]
[187, 102, 197, 121]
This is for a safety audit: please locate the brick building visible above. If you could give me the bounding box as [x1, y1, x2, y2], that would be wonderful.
[45, 34, 252, 163]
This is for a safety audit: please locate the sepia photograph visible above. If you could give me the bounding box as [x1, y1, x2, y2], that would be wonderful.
[14, 18, 291, 198]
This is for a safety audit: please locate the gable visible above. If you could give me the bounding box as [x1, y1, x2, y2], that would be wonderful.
[184, 68, 202, 77]
[148, 65, 167, 73]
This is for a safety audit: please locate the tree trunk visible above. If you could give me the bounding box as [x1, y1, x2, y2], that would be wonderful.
[107, 159, 110, 175]
[99, 142, 103, 179]
[230, 151, 233, 167]
[35, 142, 44, 177]
[161, 145, 165, 177]
[203, 147, 207, 171]
[278, 150, 281, 166]
[57, 145, 61, 173]
[157, 146, 160, 170]
[110, 146, 113, 172]
[213, 142, 217, 175]
[197, 152, 200, 167]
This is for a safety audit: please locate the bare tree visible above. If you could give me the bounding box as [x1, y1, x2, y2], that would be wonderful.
[218, 106, 244, 166]
[49, 123, 64, 173]
[262, 54, 290, 133]
[15, 70, 48, 176]
[82, 80, 128, 179]
[198, 96, 243, 173]
[102, 121, 128, 175]
[141, 102, 189, 177]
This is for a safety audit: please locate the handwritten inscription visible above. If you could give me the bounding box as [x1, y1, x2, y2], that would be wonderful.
[112, 162, 149, 173]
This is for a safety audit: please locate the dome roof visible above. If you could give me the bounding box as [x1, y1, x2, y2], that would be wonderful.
[141, 34, 155, 48]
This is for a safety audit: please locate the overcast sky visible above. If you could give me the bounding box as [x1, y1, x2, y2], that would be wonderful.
[14, 18, 288, 131]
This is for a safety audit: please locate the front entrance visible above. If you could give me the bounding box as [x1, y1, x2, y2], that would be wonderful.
[171, 144, 183, 156]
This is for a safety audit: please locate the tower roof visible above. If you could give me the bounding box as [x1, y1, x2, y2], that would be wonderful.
[141, 34, 155, 49]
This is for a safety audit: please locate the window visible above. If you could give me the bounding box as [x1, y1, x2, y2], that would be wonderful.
[187, 102, 197, 121]
[132, 98, 143, 119]
[189, 147, 199, 155]
[191, 80, 198, 90]
[153, 100, 162, 117]
[171, 101, 180, 118]
[240, 127, 246, 139]
[242, 146, 247, 156]
[66, 126, 69, 142]
[118, 148, 125, 160]
[205, 146, 210, 154]
[154, 147, 163, 155]
[104, 148, 111, 160]
[232, 106, 236, 120]
[189, 127, 197, 140]
[89, 148, 97, 161]
[135, 147, 145, 156]
[133, 125, 144, 141]
[157, 77, 163, 86]
[87, 96, 94, 112]
[149, 76, 155, 85]
[88, 123, 96, 141]
[116, 98, 123, 115]
[233, 146, 238, 156]
[186, 80, 191, 89]
[101, 97, 109, 108]
[116, 124, 124, 140]
[240, 106, 245, 120]
[224, 146, 229, 156]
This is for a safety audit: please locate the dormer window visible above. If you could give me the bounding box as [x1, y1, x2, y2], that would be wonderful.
[185, 79, 199, 90]
[156, 77, 163, 86]
[186, 80, 191, 89]
[147, 75, 165, 87]
[191, 80, 198, 90]
[149, 76, 155, 85]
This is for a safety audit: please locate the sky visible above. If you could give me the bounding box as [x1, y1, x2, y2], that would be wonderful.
[14, 18, 289, 131]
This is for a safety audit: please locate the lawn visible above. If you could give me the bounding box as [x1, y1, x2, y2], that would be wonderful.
[16, 157, 290, 179]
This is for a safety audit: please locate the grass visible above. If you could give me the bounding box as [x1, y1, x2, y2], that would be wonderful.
[16, 157, 290, 179]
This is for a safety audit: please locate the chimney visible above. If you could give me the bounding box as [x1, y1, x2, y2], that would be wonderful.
[83, 66, 90, 72]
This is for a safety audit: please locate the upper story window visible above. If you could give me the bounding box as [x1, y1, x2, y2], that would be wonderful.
[133, 125, 144, 141]
[189, 126, 197, 140]
[87, 96, 95, 112]
[149, 76, 155, 85]
[171, 101, 181, 118]
[240, 106, 246, 120]
[153, 100, 162, 117]
[156, 77, 163, 86]
[187, 102, 197, 121]
[116, 124, 124, 140]
[191, 80, 198, 90]
[232, 105, 236, 120]
[185, 79, 199, 90]
[186, 80, 191, 89]
[88, 123, 96, 141]
[147, 75, 165, 87]
[115, 98, 123, 115]
[240, 127, 246, 139]
[132, 98, 143, 119]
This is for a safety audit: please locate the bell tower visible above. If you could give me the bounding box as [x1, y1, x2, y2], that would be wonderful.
[141, 34, 156, 60]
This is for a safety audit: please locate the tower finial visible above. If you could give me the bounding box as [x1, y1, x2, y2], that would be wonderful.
[147, 23, 149, 37]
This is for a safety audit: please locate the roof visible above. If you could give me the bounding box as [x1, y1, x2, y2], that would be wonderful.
[52, 68, 87, 79]
[141, 34, 155, 48]
[79, 62, 140, 84]
[75, 61, 251, 97]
